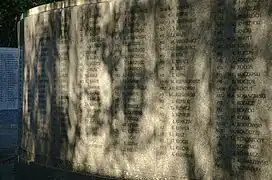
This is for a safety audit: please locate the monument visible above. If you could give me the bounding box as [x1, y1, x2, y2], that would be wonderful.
[0, 48, 18, 111]
[0, 47, 18, 153]
[17, 0, 272, 179]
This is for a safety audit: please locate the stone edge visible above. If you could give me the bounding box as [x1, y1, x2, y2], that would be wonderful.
[0, 48, 18, 51]
[20, 0, 112, 20]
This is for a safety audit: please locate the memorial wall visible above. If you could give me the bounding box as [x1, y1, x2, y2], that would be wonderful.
[0, 47, 18, 152]
[0, 48, 18, 111]
[18, 0, 272, 179]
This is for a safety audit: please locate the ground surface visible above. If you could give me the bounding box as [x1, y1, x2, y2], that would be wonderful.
[0, 124, 17, 180]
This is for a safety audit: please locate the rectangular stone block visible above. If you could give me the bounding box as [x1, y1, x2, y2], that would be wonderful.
[18, 0, 272, 179]
[0, 48, 18, 110]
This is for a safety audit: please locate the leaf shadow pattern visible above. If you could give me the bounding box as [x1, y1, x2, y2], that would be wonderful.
[211, 0, 266, 179]
[17, 0, 272, 180]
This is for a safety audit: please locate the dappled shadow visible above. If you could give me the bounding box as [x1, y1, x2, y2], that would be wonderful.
[17, 0, 272, 179]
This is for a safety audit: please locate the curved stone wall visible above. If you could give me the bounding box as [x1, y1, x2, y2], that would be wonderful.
[18, 0, 272, 179]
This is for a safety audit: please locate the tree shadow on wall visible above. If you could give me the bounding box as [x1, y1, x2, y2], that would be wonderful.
[18, 0, 271, 180]
[210, 1, 269, 180]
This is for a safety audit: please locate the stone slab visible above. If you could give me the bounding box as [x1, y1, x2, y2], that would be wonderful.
[0, 48, 18, 110]
[18, 0, 272, 179]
